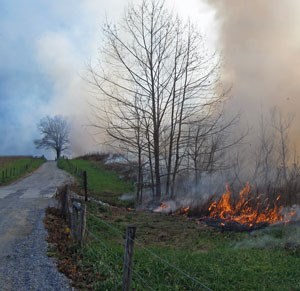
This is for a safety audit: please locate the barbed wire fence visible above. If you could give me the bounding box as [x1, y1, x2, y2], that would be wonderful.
[87, 211, 212, 291]
[56, 183, 213, 291]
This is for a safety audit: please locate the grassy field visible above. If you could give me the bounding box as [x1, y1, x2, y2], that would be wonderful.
[77, 203, 300, 291]
[57, 158, 134, 207]
[52, 157, 300, 290]
[0, 156, 46, 185]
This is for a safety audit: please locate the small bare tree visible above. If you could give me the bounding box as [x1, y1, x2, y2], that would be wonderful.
[34, 115, 70, 159]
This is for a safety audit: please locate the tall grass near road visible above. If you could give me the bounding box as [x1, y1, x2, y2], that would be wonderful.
[0, 156, 46, 185]
[57, 158, 134, 207]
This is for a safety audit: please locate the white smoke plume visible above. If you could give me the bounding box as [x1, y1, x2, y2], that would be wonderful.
[206, 0, 300, 149]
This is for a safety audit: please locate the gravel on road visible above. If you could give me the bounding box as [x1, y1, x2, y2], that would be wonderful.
[0, 161, 74, 290]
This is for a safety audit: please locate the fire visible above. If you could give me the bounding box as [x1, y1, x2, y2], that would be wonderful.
[160, 203, 168, 209]
[208, 183, 283, 226]
[178, 206, 190, 215]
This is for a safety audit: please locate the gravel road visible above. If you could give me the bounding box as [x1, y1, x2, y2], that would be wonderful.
[0, 161, 73, 290]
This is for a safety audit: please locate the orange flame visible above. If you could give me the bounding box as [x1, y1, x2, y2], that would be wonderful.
[180, 206, 190, 215]
[160, 203, 168, 209]
[209, 183, 283, 225]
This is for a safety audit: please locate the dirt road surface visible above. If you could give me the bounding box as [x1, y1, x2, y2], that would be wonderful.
[0, 161, 73, 290]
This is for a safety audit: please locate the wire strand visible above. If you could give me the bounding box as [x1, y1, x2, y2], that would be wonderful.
[86, 228, 155, 290]
[87, 211, 212, 291]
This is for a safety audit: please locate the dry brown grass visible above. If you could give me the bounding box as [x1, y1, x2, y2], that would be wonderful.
[0, 156, 31, 167]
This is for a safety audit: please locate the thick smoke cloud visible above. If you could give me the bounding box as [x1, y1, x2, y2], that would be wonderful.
[207, 0, 300, 148]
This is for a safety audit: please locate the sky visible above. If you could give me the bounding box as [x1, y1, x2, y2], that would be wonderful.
[2, 0, 300, 160]
[0, 0, 216, 158]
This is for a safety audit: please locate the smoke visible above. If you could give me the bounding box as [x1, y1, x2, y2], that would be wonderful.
[33, 1, 124, 157]
[206, 0, 300, 148]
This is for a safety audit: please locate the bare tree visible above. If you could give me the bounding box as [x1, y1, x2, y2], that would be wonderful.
[89, 0, 229, 200]
[252, 111, 276, 188]
[271, 107, 294, 185]
[34, 115, 70, 159]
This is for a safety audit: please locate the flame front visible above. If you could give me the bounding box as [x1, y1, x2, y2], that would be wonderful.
[209, 183, 283, 225]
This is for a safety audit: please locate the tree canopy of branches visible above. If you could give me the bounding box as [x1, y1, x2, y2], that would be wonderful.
[89, 0, 234, 201]
[34, 115, 70, 160]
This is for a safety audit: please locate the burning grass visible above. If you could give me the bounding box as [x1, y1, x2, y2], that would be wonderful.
[156, 183, 287, 231]
[208, 183, 283, 227]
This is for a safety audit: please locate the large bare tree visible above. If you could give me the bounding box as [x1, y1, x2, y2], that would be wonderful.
[34, 115, 70, 160]
[89, 0, 230, 201]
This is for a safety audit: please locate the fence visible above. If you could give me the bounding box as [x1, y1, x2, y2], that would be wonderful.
[56, 184, 212, 291]
[58, 185, 87, 246]
[0, 164, 30, 185]
[58, 159, 88, 201]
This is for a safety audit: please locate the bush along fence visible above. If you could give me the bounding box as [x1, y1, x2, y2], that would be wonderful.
[56, 184, 212, 291]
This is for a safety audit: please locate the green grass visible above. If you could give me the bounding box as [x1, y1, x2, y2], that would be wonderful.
[56, 157, 300, 290]
[0, 156, 46, 185]
[76, 203, 300, 291]
[57, 158, 134, 207]
[78, 202, 300, 290]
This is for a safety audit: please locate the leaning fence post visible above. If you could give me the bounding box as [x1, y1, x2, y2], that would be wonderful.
[122, 225, 136, 291]
[83, 171, 88, 201]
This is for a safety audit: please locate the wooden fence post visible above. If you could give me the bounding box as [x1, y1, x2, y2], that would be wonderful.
[122, 225, 136, 291]
[80, 204, 86, 246]
[61, 185, 70, 219]
[71, 201, 86, 246]
[83, 171, 88, 202]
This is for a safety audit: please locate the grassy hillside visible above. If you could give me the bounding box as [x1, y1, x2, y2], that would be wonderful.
[57, 158, 134, 206]
[0, 156, 46, 185]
